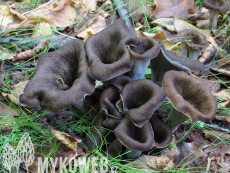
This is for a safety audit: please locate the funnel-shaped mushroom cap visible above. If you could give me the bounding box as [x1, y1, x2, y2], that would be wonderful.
[202, 0, 229, 12]
[19, 40, 95, 113]
[127, 37, 161, 80]
[178, 29, 209, 60]
[162, 70, 217, 122]
[150, 40, 206, 82]
[86, 112, 111, 149]
[100, 87, 124, 119]
[86, 19, 140, 81]
[114, 117, 155, 151]
[109, 75, 132, 90]
[121, 79, 166, 128]
[149, 116, 172, 148]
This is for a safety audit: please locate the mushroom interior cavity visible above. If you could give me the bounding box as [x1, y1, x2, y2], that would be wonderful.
[162, 70, 217, 131]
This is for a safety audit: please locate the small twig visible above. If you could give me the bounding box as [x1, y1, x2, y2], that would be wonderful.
[196, 121, 230, 133]
[111, 0, 132, 27]
[47, 113, 88, 148]
[22, 0, 55, 15]
[206, 148, 218, 154]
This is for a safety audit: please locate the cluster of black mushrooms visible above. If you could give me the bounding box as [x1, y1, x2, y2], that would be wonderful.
[20, 19, 218, 159]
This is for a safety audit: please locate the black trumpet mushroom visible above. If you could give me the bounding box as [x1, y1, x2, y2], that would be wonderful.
[20, 40, 95, 113]
[162, 70, 217, 132]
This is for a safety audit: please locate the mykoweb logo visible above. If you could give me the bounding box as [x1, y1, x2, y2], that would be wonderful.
[2, 133, 109, 173]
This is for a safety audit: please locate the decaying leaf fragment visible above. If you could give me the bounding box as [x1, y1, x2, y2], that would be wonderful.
[214, 89, 230, 101]
[210, 67, 230, 77]
[174, 17, 210, 38]
[12, 39, 50, 61]
[150, 0, 196, 18]
[199, 37, 218, 63]
[2, 81, 29, 106]
[152, 18, 176, 32]
[52, 130, 82, 150]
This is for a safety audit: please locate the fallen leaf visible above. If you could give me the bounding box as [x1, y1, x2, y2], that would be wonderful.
[10, 15, 54, 30]
[174, 142, 208, 171]
[31, 22, 53, 37]
[0, 46, 16, 60]
[0, 5, 25, 31]
[52, 130, 82, 150]
[210, 67, 230, 77]
[46, 0, 76, 28]
[150, 0, 196, 18]
[186, 7, 209, 20]
[203, 130, 230, 142]
[12, 38, 50, 61]
[152, 18, 176, 32]
[152, 32, 180, 50]
[174, 17, 210, 38]
[125, 155, 174, 171]
[125, 0, 153, 23]
[77, 15, 106, 39]
[214, 89, 230, 101]
[199, 37, 218, 63]
[135, 30, 157, 38]
[2, 81, 29, 106]
[196, 19, 209, 29]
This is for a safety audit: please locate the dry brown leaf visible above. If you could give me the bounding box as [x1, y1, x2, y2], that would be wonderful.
[77, 15, 106, 39]
[186, 7, 209, 20]
[0, 46, 16, 60]
[152, 18, 176, 32]
[199, 37, 218, 63]
[125, 155, 174, 171]
[174, 142, 208, 170]
[203, 130, 230, 142]
[31, 22, 53, 37]
[214, 89, 230, 101]
[135, 30, 157, 38]
[0, 5, 26, 31]
[2, 81, 29, 106]
[9, 15, 54, 31]
[219, 58, 230, 66]
[46, 0, 77, 28]
[210, 67, 230, 77]
[150, 0, 196, 18]
[125, 0, 153, 23]
[52, 130, 82, 150]
[196, 19, 209, 29]
[152, 32, 180, 50]
[174, 17, 211, 38]
[12, 38, 50, 61]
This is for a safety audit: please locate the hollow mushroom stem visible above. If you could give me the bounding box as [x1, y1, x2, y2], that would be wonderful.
[167, 108, 190, 133]
[209, 9, 219, 30]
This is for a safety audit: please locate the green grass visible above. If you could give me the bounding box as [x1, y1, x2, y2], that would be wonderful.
[1, 0, 230, 172]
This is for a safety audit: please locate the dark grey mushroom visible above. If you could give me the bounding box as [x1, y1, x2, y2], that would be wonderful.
[178, 29, 209, 60]
[162, 70, 217, 132]
[86, 19, 140, 81]
[150, 40, 206, 83]
[202, 0, 229, 29]
[114, 117, 155, 159]
[126, 37, 160, 80]
[121, 79, 166, 128]
[19, 40, 95, 113]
